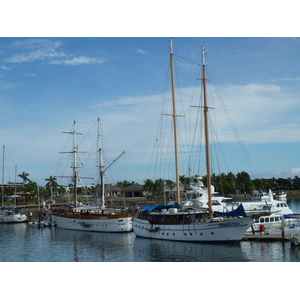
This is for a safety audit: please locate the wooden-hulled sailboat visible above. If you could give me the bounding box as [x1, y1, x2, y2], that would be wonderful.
[132, 39, 254, 243]
[52, 119, 132, 233]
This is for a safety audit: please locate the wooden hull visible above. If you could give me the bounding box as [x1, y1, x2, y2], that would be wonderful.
[52, 212, 132, 232]
[133, 216, 254, 243]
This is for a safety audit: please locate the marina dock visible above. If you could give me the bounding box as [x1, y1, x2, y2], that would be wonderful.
[242, 234, 289, 241]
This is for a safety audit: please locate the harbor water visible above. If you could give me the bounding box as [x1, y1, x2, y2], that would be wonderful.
[1, 198, 300, 262]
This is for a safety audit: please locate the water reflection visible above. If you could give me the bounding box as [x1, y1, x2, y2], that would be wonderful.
[53, 228, 135, 262]
[1, 201, 300, 262]
[133, 237, 248, 262]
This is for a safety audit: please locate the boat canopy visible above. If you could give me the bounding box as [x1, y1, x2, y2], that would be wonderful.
[1, 206, 21, 210]
[214, 204, 247, 217]
[141, 203, 181, 211]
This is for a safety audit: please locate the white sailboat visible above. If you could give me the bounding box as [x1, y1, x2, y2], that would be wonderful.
[132, 39, 254, 243]
[52, 119, 132, 232]
[1, 145, 27, 223]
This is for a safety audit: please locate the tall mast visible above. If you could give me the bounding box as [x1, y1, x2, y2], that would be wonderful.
[72, 121, 78, 207]
[60, 121, 83, 207]
[169, 38, 181, 204]
[201, 45, 213, 218]
[2, 145, 4, 207]
[98, 117, 105, 209]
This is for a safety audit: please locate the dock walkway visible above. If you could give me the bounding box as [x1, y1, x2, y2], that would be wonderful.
[242, 234, 289, 241]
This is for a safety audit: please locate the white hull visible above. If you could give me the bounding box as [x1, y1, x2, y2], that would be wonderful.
[53, 214, 132, 233]
[0, 213, 27, 223]
[133, 216, 253, 243]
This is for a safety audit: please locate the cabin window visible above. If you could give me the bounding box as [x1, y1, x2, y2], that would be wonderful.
[270, 217, 274, 222]
[260, 219, 264, 223]
[265, 218, 270, 222]
[275, 217, 279, 221]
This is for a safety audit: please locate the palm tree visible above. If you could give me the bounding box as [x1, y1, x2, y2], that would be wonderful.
[143, 179, 154, 196]
[45, 175, 59, 197]
[236, 171, 253, 194]
[18, 171, 30, 184]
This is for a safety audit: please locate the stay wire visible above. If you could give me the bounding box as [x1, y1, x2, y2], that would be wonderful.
[206, 66, 259, 179]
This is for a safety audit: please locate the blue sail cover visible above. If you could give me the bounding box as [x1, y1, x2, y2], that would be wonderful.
[214, 204, 247, 217]
[141, 203, 181, 211]
[283, 213, 300, 219]
[1, 206, 21, 210]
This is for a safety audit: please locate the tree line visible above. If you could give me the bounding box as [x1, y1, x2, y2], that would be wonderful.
[2, 170, 300, 203]
[142, 171, 300, 197]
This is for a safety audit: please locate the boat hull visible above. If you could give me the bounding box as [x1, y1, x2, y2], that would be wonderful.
[133, 216, 254, 243]
[0, 213, 27, 223]
[52, 212, 132, 232]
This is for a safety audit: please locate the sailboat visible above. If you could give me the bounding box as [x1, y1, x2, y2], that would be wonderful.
[132, 39, 254, 243]
[1, 145, 27, 223]
[52, 119, 132, 232]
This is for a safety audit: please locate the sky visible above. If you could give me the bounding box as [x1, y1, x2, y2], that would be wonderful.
[1, 2, 300, 188]
[1, 36, 300, 187]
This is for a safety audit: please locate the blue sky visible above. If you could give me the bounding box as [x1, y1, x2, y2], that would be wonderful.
[2, 36, 300, 187]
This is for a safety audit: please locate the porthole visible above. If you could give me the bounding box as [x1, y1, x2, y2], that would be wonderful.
[211, 232, 214, 235]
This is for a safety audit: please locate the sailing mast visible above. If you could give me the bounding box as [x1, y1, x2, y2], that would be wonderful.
[169, 38, 181, 204]
[97, 117, 105, 209]
[201, 45, 213, 218]
[97, 117, 125, 209]
[60, 121, 83, 207]
[2, 145, 4, 207]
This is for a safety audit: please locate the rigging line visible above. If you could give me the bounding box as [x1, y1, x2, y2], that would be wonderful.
[174, 54, 200, 66]
[189, 81, 205, 176]
[187, 69, 203, 176]
[76, 119, 97, 146]
[101, 122, 126, 152]
[209, 113, 231, 174]
[145, 64, 171, 181]
[206, 66, 259, 179]
[145, 44, 171, 180]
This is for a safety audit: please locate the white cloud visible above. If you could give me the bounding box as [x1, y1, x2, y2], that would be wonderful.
[5, 39, 103, 66]
[270, 77, 300, 82]
[5, 39, 66, 63]
[49, 56, 105, 66]
[136, 48, 148, 55]
[0, 82, 24, 90]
